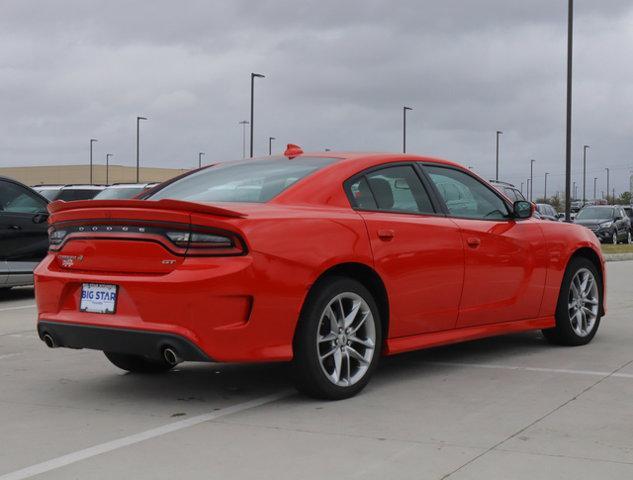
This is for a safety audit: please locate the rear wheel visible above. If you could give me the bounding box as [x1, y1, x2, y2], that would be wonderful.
[542, 257, 601, 346]
[104, 352, 175, 374]
[293, 277, 382, 400]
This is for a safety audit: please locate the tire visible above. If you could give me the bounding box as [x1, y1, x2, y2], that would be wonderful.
[612, 231, 618, 245]
[628, 232, 632, 245]
[292, 277, 382, 400]
[542, 257, 601, 346]
[104, 351, 175, 374]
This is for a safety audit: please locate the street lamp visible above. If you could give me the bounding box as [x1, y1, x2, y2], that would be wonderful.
[238, 120, 249, 159]
[268, 137, 275, 155]
[573, 181, 577, 200]
[136, 116, 147, 183]
[582, 145, 589, 205]
[530, 159, 535, 201]
[606, 168, 610, 203]
[403, 106, 413, 153]
[250, 73, 265, 158]
[495, 131, 503, 181]
[105, 153, 113, 185]
[89, 139, 98, 184]
[564, 0, 574, 222]
[593, 177, 597, 200]
[544, 172, 549, 201]
[520, 181, 524, 195]
[198, 152, 205, 169]
[527, 178, 531, 200]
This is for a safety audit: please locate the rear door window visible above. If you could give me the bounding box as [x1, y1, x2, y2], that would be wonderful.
[348, 165, 435, 214]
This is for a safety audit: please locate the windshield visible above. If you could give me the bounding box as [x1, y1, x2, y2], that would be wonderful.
[576, 207, 614, 220]
[149, 157, 337, 203]
[94, 187, 145, 200]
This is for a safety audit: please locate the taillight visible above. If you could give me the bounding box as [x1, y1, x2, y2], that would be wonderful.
[48, 223, 245, 256]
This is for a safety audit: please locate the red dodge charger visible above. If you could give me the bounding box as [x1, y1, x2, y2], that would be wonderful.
[35, 146, 605, 399]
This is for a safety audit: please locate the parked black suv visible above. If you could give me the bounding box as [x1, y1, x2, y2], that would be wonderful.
[574, 205, 631, 244]
[0, 177, 49, 289]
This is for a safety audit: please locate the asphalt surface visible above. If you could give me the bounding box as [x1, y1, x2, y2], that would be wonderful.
[1, 261, 632, 479]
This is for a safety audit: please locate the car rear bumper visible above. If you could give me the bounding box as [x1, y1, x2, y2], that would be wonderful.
[38, 320, 211, 362]
[34, 254, 301, 363]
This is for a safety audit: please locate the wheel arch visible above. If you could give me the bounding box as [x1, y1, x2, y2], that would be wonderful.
[299, 262, 390, 342]
[569, 247, 605, 316]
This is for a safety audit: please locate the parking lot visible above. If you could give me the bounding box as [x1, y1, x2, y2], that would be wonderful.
[0, 261, 631, 480]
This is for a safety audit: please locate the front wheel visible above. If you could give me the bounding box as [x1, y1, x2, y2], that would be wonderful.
[542, 257, 601, 346]
[627, 231, 632, 245]
[612, 231, 618, 245]
[293, 277, 382, 400]
[104, 352, 175, 374]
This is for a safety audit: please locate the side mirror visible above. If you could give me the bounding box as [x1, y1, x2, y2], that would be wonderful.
[513, 201, 533, 219]
[32, 213, 48, 224]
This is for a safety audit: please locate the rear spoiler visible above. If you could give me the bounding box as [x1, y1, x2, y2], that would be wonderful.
[47, 199, 247, 218]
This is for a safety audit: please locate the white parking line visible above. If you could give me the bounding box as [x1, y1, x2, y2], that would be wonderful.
[426, 361, 633, 379]
[0, 390, 293, 480]
[0, 304, 36, 313]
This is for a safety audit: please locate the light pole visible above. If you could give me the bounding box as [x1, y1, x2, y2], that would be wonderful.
[527, 178, 531, 200]
[606, 168, 610, 203]
[593, 177, 597, 200]
[403, 106, 413, 153]
[268, 137, 275, 155]
[250, 73, 265, 158]
[105, 153, 113, 185]
[198, 152, 205, 168]
[582, 145, 589, 205]
[89, 139, 98, 184]
[520, 181, 524, 195]
[136, 116, 147, 183]
[573, 181, 577, 200]
[239, 120, 249, 159]
[544, 172, 549, 201]
[495, 131, 503, 181]
[530, 159, 535, 201]
[564, 0, 574, 222]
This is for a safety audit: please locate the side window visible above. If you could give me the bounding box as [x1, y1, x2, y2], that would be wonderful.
[0, 181, 46, 214]
[349, 165, 435, 214]
[424, 165, 510, 220]
[502, 187, 517, 201]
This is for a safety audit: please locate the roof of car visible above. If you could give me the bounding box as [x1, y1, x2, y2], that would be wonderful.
[33, 185, 65, 189]
[106, 183, 150, 188]
[60, 184, 106, 190]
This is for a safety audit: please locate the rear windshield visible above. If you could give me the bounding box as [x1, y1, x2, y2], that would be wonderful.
[149, 157, 337, 203]
[56, 189, 102, 201]
[94, 187, 145, 200]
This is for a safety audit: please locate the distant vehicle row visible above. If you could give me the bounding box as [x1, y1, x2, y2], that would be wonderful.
[1, 178, 158, 289]
[33, 183, 158, 202]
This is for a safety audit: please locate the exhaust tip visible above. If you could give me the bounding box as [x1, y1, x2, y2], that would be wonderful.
[42, 333, 57, 349]
[163, 347, 181, 366]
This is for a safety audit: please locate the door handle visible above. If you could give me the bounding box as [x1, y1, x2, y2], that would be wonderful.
[377, 229, 395, 241]
[8, 225, 22, 230]
[466, 237, 481, 248]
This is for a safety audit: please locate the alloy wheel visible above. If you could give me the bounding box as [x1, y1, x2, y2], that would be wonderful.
[612, 232, 618, 245]
[316, 292, 376, 387]
[567, 268, 599, 337]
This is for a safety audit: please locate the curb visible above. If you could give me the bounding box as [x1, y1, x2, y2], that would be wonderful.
[604, 253, 633, 262]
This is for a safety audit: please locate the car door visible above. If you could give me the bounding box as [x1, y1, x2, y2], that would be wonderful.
[346, 163, 464, 337]
[421, 164, 548, 328]
[0, 180, 49, 277]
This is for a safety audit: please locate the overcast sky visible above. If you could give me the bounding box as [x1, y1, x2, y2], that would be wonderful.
[1, 0, 632, 197]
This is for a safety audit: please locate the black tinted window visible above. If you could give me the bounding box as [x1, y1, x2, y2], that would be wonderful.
[150, 157, 337, 203]
[57, 189, 102, 201]
[0, 181, 46, 214]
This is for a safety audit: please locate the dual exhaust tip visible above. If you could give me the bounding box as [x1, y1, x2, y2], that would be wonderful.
[42, 332, 182, 366]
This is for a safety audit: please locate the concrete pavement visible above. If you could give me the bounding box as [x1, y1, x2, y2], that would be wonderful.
[0, 261, 632, 479]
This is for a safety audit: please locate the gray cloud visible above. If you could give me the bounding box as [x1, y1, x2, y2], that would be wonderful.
[1, 0, 632, 196]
